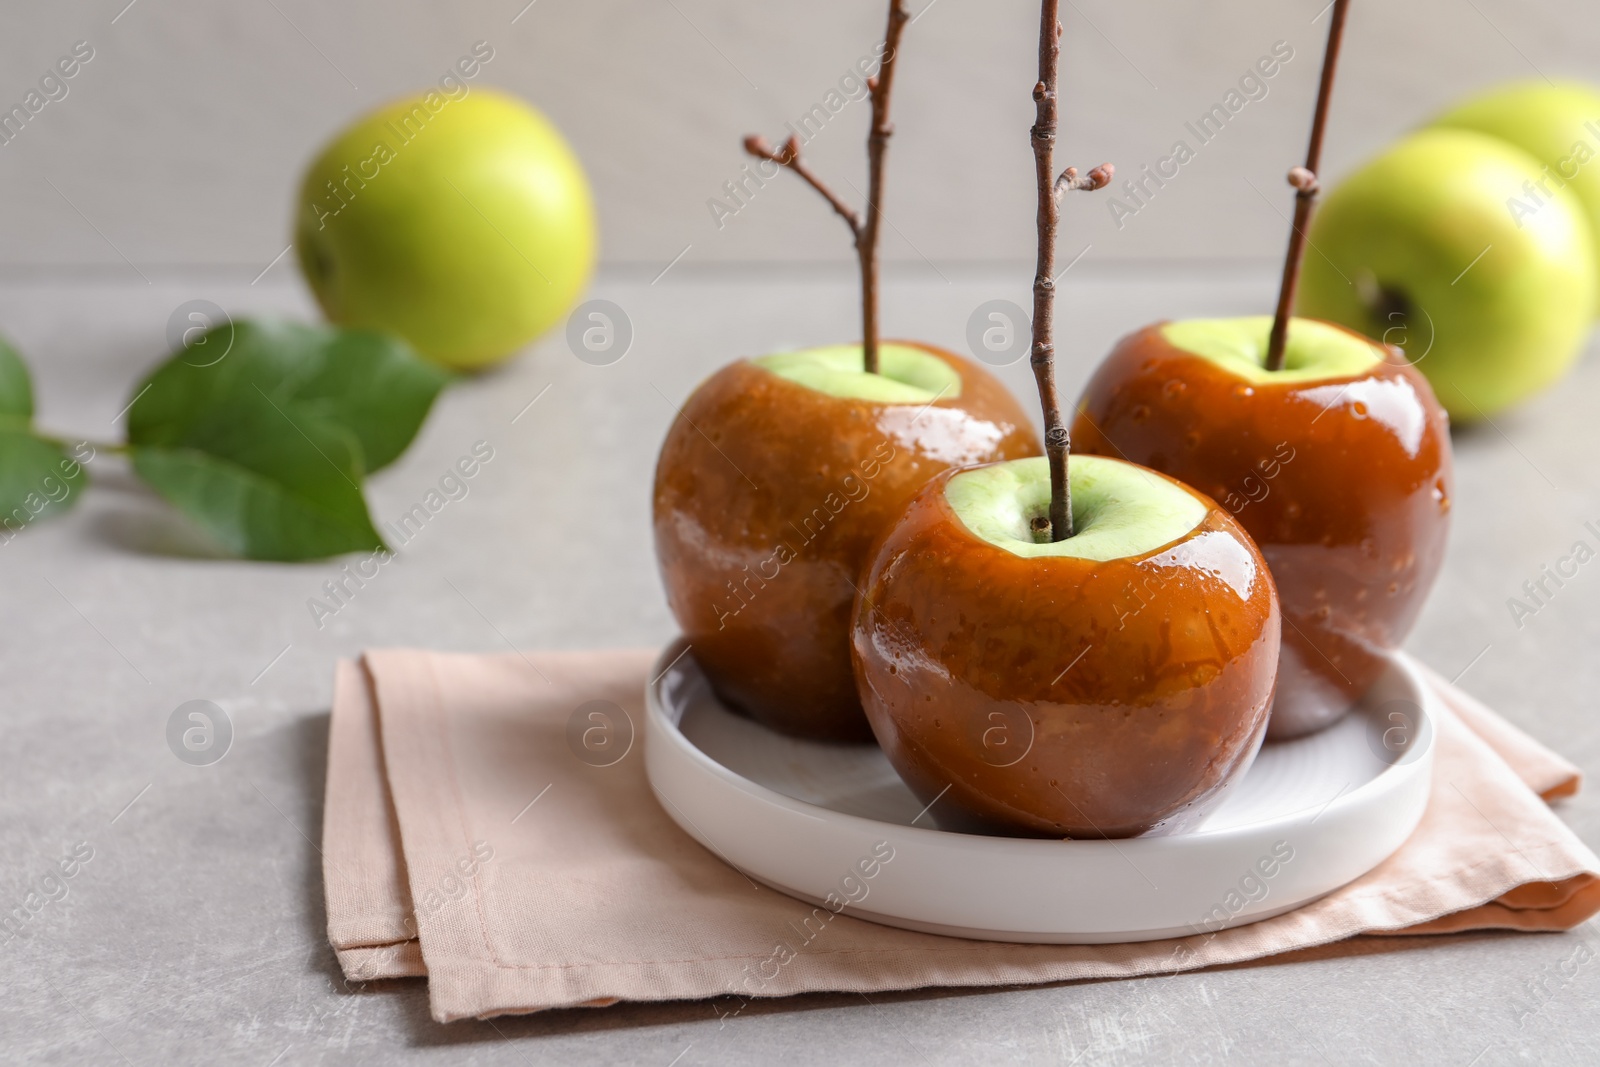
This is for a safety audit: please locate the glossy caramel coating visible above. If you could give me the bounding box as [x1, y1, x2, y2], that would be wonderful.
[1072, 322, 1452, 738]
[653, 343, 1040, 741]
[852, 467, 1280, 838]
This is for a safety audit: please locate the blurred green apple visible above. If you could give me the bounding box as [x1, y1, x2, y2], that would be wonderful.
[1431, 80, 1600, 302]
[1296, 128, 1597, 420]
[295, 87, 596, 371]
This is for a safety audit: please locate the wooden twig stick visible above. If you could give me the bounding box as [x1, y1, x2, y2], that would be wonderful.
[1030, 2, 1070, 541]
[858, 0, 911, 375]
[743, 135, 862, 236]
[742, 0, 911, 375]
[1265, 0, 1351, 372]
[1028, 2, 1111, 542]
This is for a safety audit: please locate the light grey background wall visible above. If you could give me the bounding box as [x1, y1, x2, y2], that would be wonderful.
[0, 0, 1589, 276]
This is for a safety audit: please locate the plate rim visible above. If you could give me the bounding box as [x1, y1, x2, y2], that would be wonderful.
[645, 634, 1436, 855]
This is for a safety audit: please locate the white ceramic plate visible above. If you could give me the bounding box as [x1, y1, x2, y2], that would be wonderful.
[645, 639, 1435, 944]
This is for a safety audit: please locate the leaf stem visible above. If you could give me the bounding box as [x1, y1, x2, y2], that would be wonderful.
[33, 432, 129, 456]
[1265, 0, 1350, 373]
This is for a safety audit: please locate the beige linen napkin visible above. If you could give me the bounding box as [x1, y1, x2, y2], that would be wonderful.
[322, 648, 1600, 1022]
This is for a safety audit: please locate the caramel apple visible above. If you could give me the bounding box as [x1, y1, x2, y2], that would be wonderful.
[852, 455, 1280, 837]
[1071, 317, 1451, 738]
[654, 341, 1039, 740]
[1072, 0, 1452, 737]
[652, 0, 1046, 739]
[848, 1, 1277, 838]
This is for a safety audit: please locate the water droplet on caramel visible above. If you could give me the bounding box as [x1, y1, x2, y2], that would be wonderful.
[1131, 404, 1151, 422]
[1164, 379, 1186, 399]
[1433, 479, 1450, 513]
[1352, 400, 1369, 418]
[1232, 384, 1254, 399]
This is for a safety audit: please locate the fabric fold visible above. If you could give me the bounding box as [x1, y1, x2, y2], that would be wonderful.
[321, 648, 1600, 1022]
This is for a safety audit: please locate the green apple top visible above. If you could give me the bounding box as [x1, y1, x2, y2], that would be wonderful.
[753, 343, 963, 403]
[1160, 316, 1382, 384]
[1295, 127, 1598, 419]
[295, 87, 596, 372]
[1430, 79, 1600, 304]
[946, 454, 1206, 561]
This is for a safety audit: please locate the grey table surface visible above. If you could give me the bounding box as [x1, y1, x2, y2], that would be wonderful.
[2, 264, 1598, 1066]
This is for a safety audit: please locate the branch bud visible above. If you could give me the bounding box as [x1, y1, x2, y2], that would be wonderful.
[1287, 166, 1320, 194]
[1054, 162, 1116, 199]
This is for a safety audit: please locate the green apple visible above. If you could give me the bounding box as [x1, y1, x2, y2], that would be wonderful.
[1430, 80, 1600, 303]
[752, 343, 962, 402]
[295, 87, 596, 371]
[945, 454, 1204, 560]
[1296, 127, 1597, 419]
[1159, 316, 1381, 383]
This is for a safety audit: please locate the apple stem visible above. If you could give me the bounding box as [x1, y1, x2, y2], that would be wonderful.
[1265, 0, 1351, 373]
[1029, 1, 1112, 543]
[743, 0, 910, 377]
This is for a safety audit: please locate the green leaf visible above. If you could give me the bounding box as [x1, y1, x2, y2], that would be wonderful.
[130, 388, 383, 561]
[0, 338, 84, 540]
[122, 317, 449, 561]
[0, 335, 33, 423]
[127, 318, 450, 473]
[0, 427, 86, 534]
